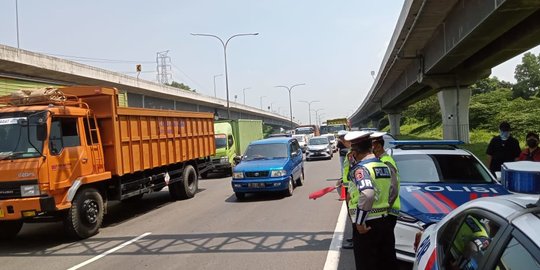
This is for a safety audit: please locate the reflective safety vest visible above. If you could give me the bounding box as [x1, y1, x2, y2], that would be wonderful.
[450, 215, 491, 269]
[380, 154, 401, 216]
[342, 150, 352, 184]
[347, 157, 392, 221]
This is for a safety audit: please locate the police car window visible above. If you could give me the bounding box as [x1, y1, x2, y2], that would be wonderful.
[496, 237, 540, 270]
[393, 154, 440, 183]
[394, 154, 492, 183]
[442, 213, 501, 270]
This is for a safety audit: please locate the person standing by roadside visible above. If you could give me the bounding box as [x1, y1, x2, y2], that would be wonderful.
[337, 130, 349, 171]
[518, 131, 540, 161]
[370, 132, 399, 267]
[486, 121, 521, 175]
[345, 131, 397, 270]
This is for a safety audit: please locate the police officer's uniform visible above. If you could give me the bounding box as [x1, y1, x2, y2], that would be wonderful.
[345, 131, 397, 270]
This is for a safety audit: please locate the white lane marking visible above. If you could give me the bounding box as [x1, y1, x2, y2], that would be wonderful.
[323, 201, 347, 270]
[67, 232, 151, 270]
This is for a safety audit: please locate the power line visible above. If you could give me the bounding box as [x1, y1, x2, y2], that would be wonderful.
[170, 62, 210, 92]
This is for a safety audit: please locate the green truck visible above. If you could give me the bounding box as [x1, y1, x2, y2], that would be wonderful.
[202, 119, 264, 177]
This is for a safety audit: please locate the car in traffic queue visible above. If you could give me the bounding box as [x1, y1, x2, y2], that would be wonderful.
[306, 136, 333, 161]
[388, 140, 511, 263]
[293, 134, 308, 152]
[231, 137, 304, 200]
[321, 133, 338, 152]
[413, 194, 540, 270]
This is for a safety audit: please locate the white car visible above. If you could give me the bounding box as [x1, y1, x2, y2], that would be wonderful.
[292, 134, 308, 152]
[389, 140, 510, 262]
[306, 136, 333, 161]
[414, 194, 540, 270]
[321, 134, 337, 152]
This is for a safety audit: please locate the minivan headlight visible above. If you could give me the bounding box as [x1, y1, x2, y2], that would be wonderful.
[233, 172, 244, 179]
[271, 170, 287, 177]
[20, 184, 40, 197]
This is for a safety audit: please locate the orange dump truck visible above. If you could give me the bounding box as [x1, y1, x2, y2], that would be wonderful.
[0, 86, 215, 239]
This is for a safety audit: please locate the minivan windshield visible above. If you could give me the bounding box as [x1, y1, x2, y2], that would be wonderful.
[0, 112, 44, 160]
[244, 143, 288, 160]
[295, 128, 314, 135]
[394, 154, 493, 183]
[293, 135, 305, 142]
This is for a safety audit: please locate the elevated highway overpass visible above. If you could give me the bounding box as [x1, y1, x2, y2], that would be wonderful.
[0, 44, 294, 129]
[350, 0, 540, 142]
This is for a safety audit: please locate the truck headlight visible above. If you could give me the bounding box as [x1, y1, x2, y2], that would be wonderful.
[20, 184, 40, 197]
[271, 170, 287, 177]
[220, 156, 229, 164]
[233, 172, 244, 179]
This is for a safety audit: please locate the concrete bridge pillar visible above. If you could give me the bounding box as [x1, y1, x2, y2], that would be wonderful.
[388, 112, 401, 136]
[437, 87, 471, 143]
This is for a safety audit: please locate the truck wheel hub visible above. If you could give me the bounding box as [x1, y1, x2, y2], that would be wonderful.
[82, 199, 99, 224]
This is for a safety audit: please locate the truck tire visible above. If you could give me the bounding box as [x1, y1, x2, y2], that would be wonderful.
[0, 220, 23, 239]
[200, 171, 209, 179]
[169, 165, 198, 200]
[296, 168, 305, 186]
[64, 187, 104, 239]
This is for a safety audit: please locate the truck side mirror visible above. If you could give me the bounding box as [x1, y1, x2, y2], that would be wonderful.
[233, 156, 242, 165]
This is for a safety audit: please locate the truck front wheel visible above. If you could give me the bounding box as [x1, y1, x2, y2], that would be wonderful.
[64, 187, 104, 239]
[169, 165, 198, 200]
[0, 220, 23, 239]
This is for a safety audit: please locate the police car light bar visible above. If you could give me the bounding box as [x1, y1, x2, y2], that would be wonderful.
[389, 140, 464, 146]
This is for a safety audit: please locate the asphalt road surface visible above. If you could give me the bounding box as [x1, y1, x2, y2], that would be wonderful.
[0, 156, 412, 270]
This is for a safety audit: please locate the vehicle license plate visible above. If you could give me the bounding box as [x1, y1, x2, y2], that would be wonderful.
[248, 183, 264, 188]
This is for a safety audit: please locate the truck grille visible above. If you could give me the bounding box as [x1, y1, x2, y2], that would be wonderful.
[245, 171, 269, 178]
[0, 180, 38, 199]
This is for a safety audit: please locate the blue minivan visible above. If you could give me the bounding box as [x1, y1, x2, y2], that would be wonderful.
[231, 137, 304, 199]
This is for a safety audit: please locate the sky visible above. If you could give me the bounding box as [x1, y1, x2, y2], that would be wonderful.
[0, 1, 539, 125]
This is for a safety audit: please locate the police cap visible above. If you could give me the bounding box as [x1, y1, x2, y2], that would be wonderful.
[337, 130, 348, 137]
[369, 131, 387, 139]
[344, 131, 373, 144]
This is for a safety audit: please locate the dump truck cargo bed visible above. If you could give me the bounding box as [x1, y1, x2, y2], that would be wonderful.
[61, 86, 215, 176]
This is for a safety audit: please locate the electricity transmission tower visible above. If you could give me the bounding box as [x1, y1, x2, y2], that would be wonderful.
[156, 50, 172, 84]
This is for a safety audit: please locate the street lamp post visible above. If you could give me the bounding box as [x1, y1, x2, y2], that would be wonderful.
[242, 87, 250, 105]
[260, 96, 266, 110]
[275, 83, 305, 129]
[317, 113, 326, 126]
[213, 74, 223, 97]
[191, 32, 259, 119]
[15, 0, 20, 49]
[298, 100, 320, 125]
[312, 108, 324, 126]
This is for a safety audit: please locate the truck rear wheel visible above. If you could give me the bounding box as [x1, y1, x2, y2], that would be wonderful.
[64, 187, 104, 239]
[169, 165, 198, 200]
[0, 220, 23, 239]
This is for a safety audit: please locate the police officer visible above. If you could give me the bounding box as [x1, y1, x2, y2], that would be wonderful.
[345, 131, 397, 270]
[370, 132, 399, 267]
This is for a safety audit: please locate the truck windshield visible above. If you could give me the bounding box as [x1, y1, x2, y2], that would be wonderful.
[0, 113, 44, 160]
[215, 134, 227, 149]
[244, 144, 288, 160]
[321, 125, 346, 134]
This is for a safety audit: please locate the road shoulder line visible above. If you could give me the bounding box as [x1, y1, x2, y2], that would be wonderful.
[323, 201, 347, 270]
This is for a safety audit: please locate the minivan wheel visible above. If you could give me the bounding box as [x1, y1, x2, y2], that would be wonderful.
[284, 176, 294, 197]
[296, 169, 305, 186]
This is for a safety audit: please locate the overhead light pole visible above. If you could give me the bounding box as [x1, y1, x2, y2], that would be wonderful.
[298, 100, 320, 125]
[191, 32, 259, 119]
[213, 74, 223, 97]
[15, 0, 20, 48]
[260, 96, 266, 110]
[275, 83, 305, 129]
[312, 108, 324, 126]
[242, 87, 250, 105]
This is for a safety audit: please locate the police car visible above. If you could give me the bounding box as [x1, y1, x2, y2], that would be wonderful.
[389, 140, 510, 262]
[413, 194, 540, 270]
